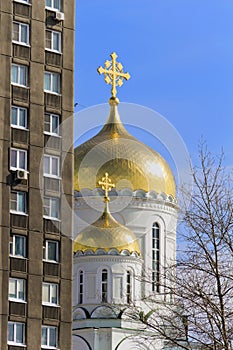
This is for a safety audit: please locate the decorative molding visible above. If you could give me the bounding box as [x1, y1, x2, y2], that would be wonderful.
[74, 192, 179, 214]
[74, 248, 141, 258]
[91, 305, 118, 319]
[74, 188, 178, 203]
[73, 307, 89, 320]
[74, 254, 143, 265]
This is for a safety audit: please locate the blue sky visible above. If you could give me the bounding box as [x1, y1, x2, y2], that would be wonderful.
[74, 0, 233, 167]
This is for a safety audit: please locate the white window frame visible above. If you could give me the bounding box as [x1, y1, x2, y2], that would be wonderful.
[9, 278, 26, 302]
[44, 240, 59, 263]
[41, 326, 58, 349]
[10, 191, 27, 215]
[44, 155, 60, 178]
[10, 235, 26, 258]
[44, 71, 60, 94]
[44, 113, 60, 136]
[10, 148, 27, 171]
[43, 197, 60, 220]
[13, 21, 29, 46]
[11, 64, 28, 87]
[14, 0, 30, 4]
[42, 283, 59, 306]
[11, 106, 27, 130]
[45, 30, 61, 53]
[45, 0, 61, 11]
[8, 322, 25, 346]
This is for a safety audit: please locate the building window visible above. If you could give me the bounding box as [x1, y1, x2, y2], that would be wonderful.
[9, 278, 26, 302]
[44, 113, 60, 136]
[11, 64, 28, 87]
[10, 191, 27, 214]
[101, 269, 108, 303]
[41, 326, 58, 349]
[152, 223, 160, 292]
[46, 30, 61, 53]
[79, 271, 84, 304]
[8, 322, 25, 346]
[10, 148, 27, 171]
[11, 106, 27, 129]
[13, 22, 29, 45]
[126, 271, 132, 303]
[44, 240, 59, 262]
[43, 197, 60, 220]
[10, 235, 26, 258]
[42, 283, 59, 306]
[44, 72, 60, 94]
[14, 0, 30, 3]
[44, 155, 60, 178]
[46, 0, 61, 11]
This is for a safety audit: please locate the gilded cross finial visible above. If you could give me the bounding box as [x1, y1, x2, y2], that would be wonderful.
[98, 172, 115, 202]
[97, 52, 130, 98]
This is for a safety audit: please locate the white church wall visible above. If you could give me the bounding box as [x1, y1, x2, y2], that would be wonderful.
[73, 196, 178, 350]
[112, 275, 123, 303]
[86, 273, 98, 303]
[72, 334, 91, 350]
[73, 255, 143, 315]
[73, 327, 164, 350]
[74, 196, 178, 238]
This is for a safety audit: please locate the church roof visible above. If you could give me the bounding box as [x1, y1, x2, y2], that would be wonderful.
[74, 174, 141, 255]
[74, 52, 176, 254]
[74, 96, 176, 196]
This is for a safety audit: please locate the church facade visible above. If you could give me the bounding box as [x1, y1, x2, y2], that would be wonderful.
[72, 53, 181, 350]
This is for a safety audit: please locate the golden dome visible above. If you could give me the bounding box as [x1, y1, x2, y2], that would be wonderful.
[74, 97, 176, 197]
[73, 200, 141, 255]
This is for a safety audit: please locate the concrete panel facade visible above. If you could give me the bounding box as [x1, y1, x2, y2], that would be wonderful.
[0, 0, 75, 349]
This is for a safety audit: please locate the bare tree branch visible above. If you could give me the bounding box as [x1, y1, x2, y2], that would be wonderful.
[128, 143, 233, 350]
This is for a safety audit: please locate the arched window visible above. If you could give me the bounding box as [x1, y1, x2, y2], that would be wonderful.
[126, 271, 132, 303]
[79, 271, 84, 304]
[101, 269, 108, 302]
[152, 223, 160, 292]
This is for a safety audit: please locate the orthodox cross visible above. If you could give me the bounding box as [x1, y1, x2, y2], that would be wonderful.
[98, 172, 115, 201]
[97, 52, 130, 98]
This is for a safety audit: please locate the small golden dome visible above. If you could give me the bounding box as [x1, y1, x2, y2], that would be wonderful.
[74, 98, 176, 196]
[73, 200, 141, 255]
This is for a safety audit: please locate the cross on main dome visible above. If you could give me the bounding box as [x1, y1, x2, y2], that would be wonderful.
[74, 54, 176, 197]
[97, 52, 130, 98]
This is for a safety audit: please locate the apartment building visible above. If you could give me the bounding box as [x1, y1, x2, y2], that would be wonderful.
[0, 0, 75, 348]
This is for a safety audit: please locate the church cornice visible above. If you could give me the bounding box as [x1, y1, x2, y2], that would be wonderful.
[74, 192, 179, 214]
[73, 254, 143, 265]
[75, 188, 177, 203]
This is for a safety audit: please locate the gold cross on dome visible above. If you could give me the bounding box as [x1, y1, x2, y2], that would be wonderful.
[98, 172, 115, 201]
[97, 52, 131, 98]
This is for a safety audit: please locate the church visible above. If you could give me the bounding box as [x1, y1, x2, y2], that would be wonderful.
[71, 52, 184, 350]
